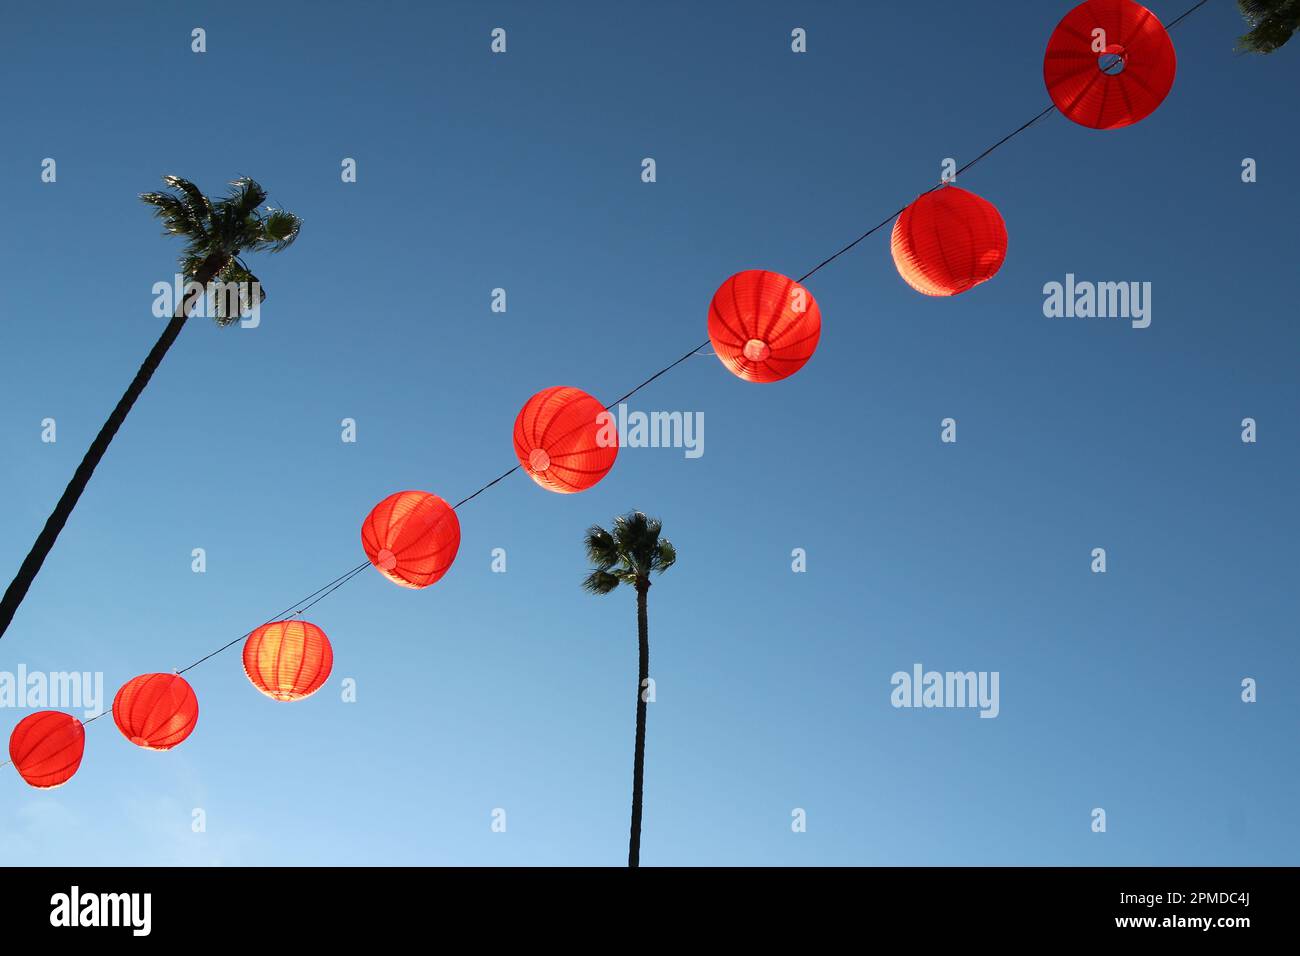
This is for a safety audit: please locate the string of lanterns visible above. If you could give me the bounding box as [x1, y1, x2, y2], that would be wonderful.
[6, 0, 1190, 790]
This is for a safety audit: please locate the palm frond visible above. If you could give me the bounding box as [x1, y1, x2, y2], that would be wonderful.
[253, 209, 302, 253]
[584, 525, 619, 570]
[617, 511, 665, 575]
[178, 253, 207, 279]
[211, 178, 269, 253]
[222, 177, 268, 219]
[140, 192, 198, 237]
[613, 511, 647, 547]
[162, 175, 212, 236]
[1236, 0, 1300, 53]
[181, 234, 217, 269]
[582, 570, 622, 595]
[210, 261, 265, 326]
[654, 537, 676, 574]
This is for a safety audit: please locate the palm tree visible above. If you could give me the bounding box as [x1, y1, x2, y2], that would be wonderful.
[0, 176, 302, 641]
[582, 511, 676, 867]
[1237, 1, 1300, 53]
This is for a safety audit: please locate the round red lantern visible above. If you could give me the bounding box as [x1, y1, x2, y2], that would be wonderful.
[112, 673, 199, 751]
[1044, 0, 1176, 130]
[361, 490, 461, 588]
[707, 270, 820, 383]
[513, 386, 617, 493]
[8, 711, 85, 789]
[890, 186, 1008, 297]
[243, 619, 333, 702]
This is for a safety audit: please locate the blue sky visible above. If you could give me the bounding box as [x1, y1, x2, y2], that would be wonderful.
[0, 0, 1296, 865]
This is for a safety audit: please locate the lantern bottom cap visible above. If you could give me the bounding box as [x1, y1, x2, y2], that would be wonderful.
[743, 339, 771, 362]
[1100, 44, 1128, 75]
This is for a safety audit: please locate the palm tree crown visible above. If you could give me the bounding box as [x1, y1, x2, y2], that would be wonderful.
[582, 511, 676, 594]
[139, 175, 302, 323]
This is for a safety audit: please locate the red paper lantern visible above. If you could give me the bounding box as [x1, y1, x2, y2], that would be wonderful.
[890, 186, 1008, 297]
[8, 711, 85, 789]
[1044, 0, 1176, 130]
[513, 386, 618, 493]
[112, 673, 199, 751]
[361, 490, 461, 588]
[243, 620, 333, 702]
[707, 270, 821, 383]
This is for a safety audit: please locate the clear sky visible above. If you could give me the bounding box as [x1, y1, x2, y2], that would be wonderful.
[0, 0, 1296, 866]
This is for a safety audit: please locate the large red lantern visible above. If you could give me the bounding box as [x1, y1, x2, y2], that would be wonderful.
[243, 620, 333, 702]
[362, 490, 461, 588]
[112, 673, 199, 751]
[1044, 0, 1176, 130]
[8, 711, 85, 789]
[890, 186, 1008, 297]
[513, 386, 618, 493]
[707, 270, 820, 383]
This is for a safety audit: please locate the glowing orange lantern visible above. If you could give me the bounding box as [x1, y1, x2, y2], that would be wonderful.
[1044, 0, 1176, 130]
[513, 386, 618, 493]
[890, 186, 1007, 297]
[8, 711, 85, 789]
[707, 270, 820, 383]
[112, 673, 199, 750]
[243, 620, 333, 702]
[361, 490, 461, 588]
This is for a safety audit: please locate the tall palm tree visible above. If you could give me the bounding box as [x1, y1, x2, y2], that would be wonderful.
[1237, 0, 1300, 53]
[0, 176, 302, 641]
[582, 511, 676, 867]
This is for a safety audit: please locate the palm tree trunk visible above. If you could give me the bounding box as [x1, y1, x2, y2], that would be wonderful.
[628, 577, 650, 867]
[0, 254, 227, 640]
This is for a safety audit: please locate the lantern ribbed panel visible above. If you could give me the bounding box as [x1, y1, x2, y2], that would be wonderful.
[890, 186, 1008, 297]
[8, 711, 85, 789]
[361, 490, 461, 588]
[513, 386, 617, 493]
[707, 270, 820, 383]
[242, 620, 334, 702]
[112, 673, 199, 751]
[1044, 0, 1176, 130]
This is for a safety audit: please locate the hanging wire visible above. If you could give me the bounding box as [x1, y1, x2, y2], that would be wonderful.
[174, 560, 371, 675]
[1166, 0, 1211, 30]
[2, 0, 1212, 774]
